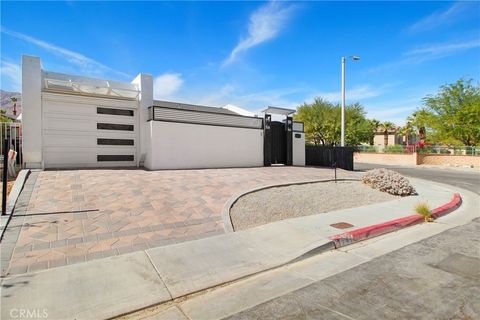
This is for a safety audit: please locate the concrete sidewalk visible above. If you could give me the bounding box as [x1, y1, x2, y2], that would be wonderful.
[0, 178, 464, 319]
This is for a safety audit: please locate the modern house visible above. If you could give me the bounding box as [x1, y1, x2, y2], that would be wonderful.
[21, 55, 305, 170]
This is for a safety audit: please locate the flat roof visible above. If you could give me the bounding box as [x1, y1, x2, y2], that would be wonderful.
[262, 106, 296, 115]
[42, 71, 139, 100]
[153, 100, 239, 116]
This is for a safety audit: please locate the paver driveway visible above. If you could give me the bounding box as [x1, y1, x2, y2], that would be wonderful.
[1, 167, 360, 275]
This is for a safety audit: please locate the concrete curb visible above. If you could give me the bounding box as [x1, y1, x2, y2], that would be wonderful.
[329, 193, 462, 247]
[221, 178, 360, 233]
[0, 169, 31, 242]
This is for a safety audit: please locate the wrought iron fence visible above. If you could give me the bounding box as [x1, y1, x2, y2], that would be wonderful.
[0, 122, 23, 168]
[305, 145, 354, 171]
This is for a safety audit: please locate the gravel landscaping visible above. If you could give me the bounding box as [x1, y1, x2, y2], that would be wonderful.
[230, 180, 399, 231]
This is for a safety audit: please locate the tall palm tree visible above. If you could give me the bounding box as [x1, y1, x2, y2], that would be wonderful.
[399, 122, 415, 145]
[10, 97, 18, 116]
[378, 121, 396, 146]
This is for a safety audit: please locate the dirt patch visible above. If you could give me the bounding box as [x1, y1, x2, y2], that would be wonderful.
[230, 181, 398, 231]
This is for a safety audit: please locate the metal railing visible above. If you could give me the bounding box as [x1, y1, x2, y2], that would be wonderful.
[0, 122, 23, 169]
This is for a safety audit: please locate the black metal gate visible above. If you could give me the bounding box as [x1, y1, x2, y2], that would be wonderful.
[270, 121, 286, 164]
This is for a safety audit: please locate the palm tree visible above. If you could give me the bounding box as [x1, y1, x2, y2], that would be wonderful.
[378, 121, 396, 146]
[399, 122, 415, 145]
[10, 96, 18, 116]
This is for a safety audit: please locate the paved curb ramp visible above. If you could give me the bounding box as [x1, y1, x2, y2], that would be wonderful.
[0, 179, 465, 319]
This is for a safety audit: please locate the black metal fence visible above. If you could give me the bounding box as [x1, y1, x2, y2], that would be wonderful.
[305, 145, 354, 171]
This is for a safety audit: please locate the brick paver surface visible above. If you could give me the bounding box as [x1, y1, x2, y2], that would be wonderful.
[1, 167, 359, 275]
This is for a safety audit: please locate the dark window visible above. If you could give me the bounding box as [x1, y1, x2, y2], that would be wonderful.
[97, 123, 134, 131]
[97, 155, 134, 162]
[97, 107, 134, 116]
[295, 133, 302, 138]
[97, 138, 134, 146]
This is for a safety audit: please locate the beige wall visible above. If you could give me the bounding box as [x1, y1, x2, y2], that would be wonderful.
[355, 152, 480, 168]
[417, 154, 480, 168]
[355, 153, 416, 166]
[373, 133, 397, 146]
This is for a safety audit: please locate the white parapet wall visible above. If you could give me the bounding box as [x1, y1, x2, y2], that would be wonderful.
[22, 56, 43, 168]
[145, 121, 264, 170]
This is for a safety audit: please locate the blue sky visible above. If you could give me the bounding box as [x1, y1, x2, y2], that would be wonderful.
[1, 1, 479, 124]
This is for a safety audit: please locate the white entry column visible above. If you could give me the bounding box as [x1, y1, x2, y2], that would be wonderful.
[22, 55, 43, 169]
[131, 73, 153, 167]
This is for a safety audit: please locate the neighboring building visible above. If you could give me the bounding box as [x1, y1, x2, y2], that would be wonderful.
[21, 55, 305, 170]
[373, 129, 418, 147]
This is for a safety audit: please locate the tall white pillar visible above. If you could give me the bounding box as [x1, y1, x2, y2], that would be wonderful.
[341, 56, 346, 147]
[22, 55, 43, 168]
[131, 73, 153, 167]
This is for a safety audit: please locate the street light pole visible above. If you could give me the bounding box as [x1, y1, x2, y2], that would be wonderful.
[340, 55, 360, 147]
[341, 57, 346, 147]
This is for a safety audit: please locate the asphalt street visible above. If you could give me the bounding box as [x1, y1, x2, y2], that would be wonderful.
[225, 165, 480, 320]
[226, 217, 480, 320]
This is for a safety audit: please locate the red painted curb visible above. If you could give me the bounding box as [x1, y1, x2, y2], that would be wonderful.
[329, 193, 462, 247]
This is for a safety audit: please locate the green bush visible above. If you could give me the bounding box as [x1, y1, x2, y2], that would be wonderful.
[357, 145, 378, 153]
[384, 145, 405, 154]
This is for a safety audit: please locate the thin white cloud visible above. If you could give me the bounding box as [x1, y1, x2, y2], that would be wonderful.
[404, 39, 480, 60]
[1, 60, 21, 92]
[153, 73, 184, 100]
[223, 1, 297, 66]
[176, 84, 305, 111]
[312, 85, 385, 103]
[369, 38, 480, 73]
[1, 27, 129, 78]
[407, 2, 474, 33]
[366, 95, 427, 125]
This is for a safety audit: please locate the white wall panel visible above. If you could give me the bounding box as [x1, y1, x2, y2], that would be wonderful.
[293, 132, 306, 166]
[42, 93, 138, 168]
[146, 121, 263, 170]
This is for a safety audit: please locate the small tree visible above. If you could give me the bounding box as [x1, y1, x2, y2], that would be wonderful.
[0, 110, 12, 122]
[295, 98, 374, 146]
[419, 79, 480, 146]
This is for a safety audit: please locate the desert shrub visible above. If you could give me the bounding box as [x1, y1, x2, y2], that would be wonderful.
[362, 168, 416, 196]
[415, 203, 431, 219]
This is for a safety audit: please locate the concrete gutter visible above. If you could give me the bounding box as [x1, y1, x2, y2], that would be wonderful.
[329, 193, 462, 247]
[0, 178, 468, 320]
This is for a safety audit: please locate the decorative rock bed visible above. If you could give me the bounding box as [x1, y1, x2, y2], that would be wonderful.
[229, 180, 399, 231]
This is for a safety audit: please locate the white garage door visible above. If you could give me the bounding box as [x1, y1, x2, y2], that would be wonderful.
[42, 93, 138, 168]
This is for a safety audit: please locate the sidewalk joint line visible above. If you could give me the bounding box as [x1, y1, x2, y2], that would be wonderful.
[144, 250, 174, 301]
[317, 303, 358, 320]
[176, 305, 193, 320]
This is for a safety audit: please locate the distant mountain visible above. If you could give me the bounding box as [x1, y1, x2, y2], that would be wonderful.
[0, 90, 22, 120]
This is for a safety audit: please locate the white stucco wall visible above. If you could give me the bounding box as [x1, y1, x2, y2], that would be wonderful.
[131, 73, 153, 167]
[292, 132, 305, 166]
[22, 56, 43, 168]
[146, 121, 264, 170]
